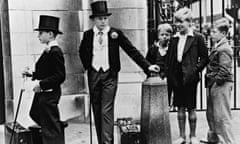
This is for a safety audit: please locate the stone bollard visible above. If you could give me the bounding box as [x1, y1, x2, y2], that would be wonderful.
[140, 76, 172, 144]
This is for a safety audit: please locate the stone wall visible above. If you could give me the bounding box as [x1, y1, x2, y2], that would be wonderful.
[107, 0, 148, 120]
[7, 0, 87, 125]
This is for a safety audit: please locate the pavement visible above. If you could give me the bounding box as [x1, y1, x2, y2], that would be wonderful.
[1, 110, 240, 144]
[62, 68, 240, 144]
[65, 110, 240, 144]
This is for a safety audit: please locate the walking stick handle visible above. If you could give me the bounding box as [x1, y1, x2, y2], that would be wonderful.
[9, 77, 26, 144]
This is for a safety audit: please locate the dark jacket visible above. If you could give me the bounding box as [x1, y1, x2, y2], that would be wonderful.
[79, 27, 150, 73]
[205, 38, 233, 87]
[30, 45, 66, 144]
[32, 46, 66, 91]
[146, 44, 167, 78]
[166, 31, 209, 87]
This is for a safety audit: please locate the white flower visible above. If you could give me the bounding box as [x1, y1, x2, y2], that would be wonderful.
[111, 32, 118, 39]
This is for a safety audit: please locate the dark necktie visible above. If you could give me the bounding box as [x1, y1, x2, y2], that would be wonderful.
[98, 31, 103, 45]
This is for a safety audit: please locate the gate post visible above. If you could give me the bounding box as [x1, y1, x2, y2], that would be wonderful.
[140, 76, 171, 144]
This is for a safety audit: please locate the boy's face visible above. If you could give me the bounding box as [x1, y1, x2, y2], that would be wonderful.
[38, 31, 51, 44]
[210, 27, 224, 43]
[93, 16, 109, 31]
[175, 18, 190, 34]
[158, 29, 171, 47]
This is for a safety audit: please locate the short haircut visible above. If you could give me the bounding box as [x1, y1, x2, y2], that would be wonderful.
[157, 23, 173, 34]
[44, 30, 58, 38]
[174, 7, 192, 22]
[214, 17, 230, 34]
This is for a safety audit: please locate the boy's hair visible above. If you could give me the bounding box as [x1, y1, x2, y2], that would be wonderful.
[157, 23, 173, 34]
[44, 30, 58, 38]
[174, 7, 192, 22]
[214, 17, 230, 34]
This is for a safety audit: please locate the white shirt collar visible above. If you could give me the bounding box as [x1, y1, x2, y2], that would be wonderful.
[214, 37, 226, 48]
[48, 40, 58, 47]
[93, 25, 110, 35]
[174, 28, 194, 37]
[44, 40, 58, 53]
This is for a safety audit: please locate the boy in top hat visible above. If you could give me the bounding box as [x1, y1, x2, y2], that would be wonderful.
[79, 1, 159, 144]
[22, 15, 66, 144]
[166, 7, 208, 144]
[205, 18, 235, 144]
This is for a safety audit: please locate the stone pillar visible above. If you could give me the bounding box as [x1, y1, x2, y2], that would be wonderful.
[0, 0, 14, 123]
[141, 76, 172, 144]
[107, 0, 148, 120]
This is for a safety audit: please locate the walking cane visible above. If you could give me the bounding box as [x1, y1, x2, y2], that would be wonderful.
[9, 77, 26, 144]
[89, 95, 93, 144]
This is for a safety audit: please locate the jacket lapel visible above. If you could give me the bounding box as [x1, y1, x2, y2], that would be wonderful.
[88, 29, 94, 53]
[183, 36, 194, 54]
[108, 28, 115, 58]
[215, 38, 228, 49]
[108, 28, 112, 46]
[172, 37, 179, 58]
[108, 27, 115, 46]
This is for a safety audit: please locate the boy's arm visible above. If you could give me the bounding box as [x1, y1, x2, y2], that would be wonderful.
[79, 32, 88, 71]
[196, 34, 209, 73]
[215, 50, 233, 85]
[118, 30, 151, 72]
[39, 48, 66, 90]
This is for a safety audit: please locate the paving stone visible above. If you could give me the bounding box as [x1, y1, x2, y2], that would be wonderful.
[1, 109, 240, 144]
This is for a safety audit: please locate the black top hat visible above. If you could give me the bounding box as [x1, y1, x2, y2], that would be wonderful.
[89, 1, 112, 19]
[34, 15, 63, 34]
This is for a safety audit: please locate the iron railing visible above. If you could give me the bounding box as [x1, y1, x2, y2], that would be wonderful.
[147, 0, 240, 110]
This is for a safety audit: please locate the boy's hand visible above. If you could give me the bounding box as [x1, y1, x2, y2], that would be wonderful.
[33, 80, 41, 93]
[148, 65, 160, 73]
[22, 66, 32, 78]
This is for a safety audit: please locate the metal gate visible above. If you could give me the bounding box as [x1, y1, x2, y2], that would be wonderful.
[147, 0, 240, 110]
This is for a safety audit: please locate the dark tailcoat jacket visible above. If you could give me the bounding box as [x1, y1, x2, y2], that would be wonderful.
[32, 46, 66, 91]
[30, 45, 66, 144]
[166, 32, 209, 87]
[79, 27, 151, 73]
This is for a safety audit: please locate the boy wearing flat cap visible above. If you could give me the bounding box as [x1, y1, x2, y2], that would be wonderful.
[22, 15, 66, 144]
[166, 7, 209, 144]
[205, 17, 235, 144]
[79, 1, 159, 144]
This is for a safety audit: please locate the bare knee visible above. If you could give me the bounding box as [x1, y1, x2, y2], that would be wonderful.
[178, 107, 186, 120]
[188, 109, 197, 122]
